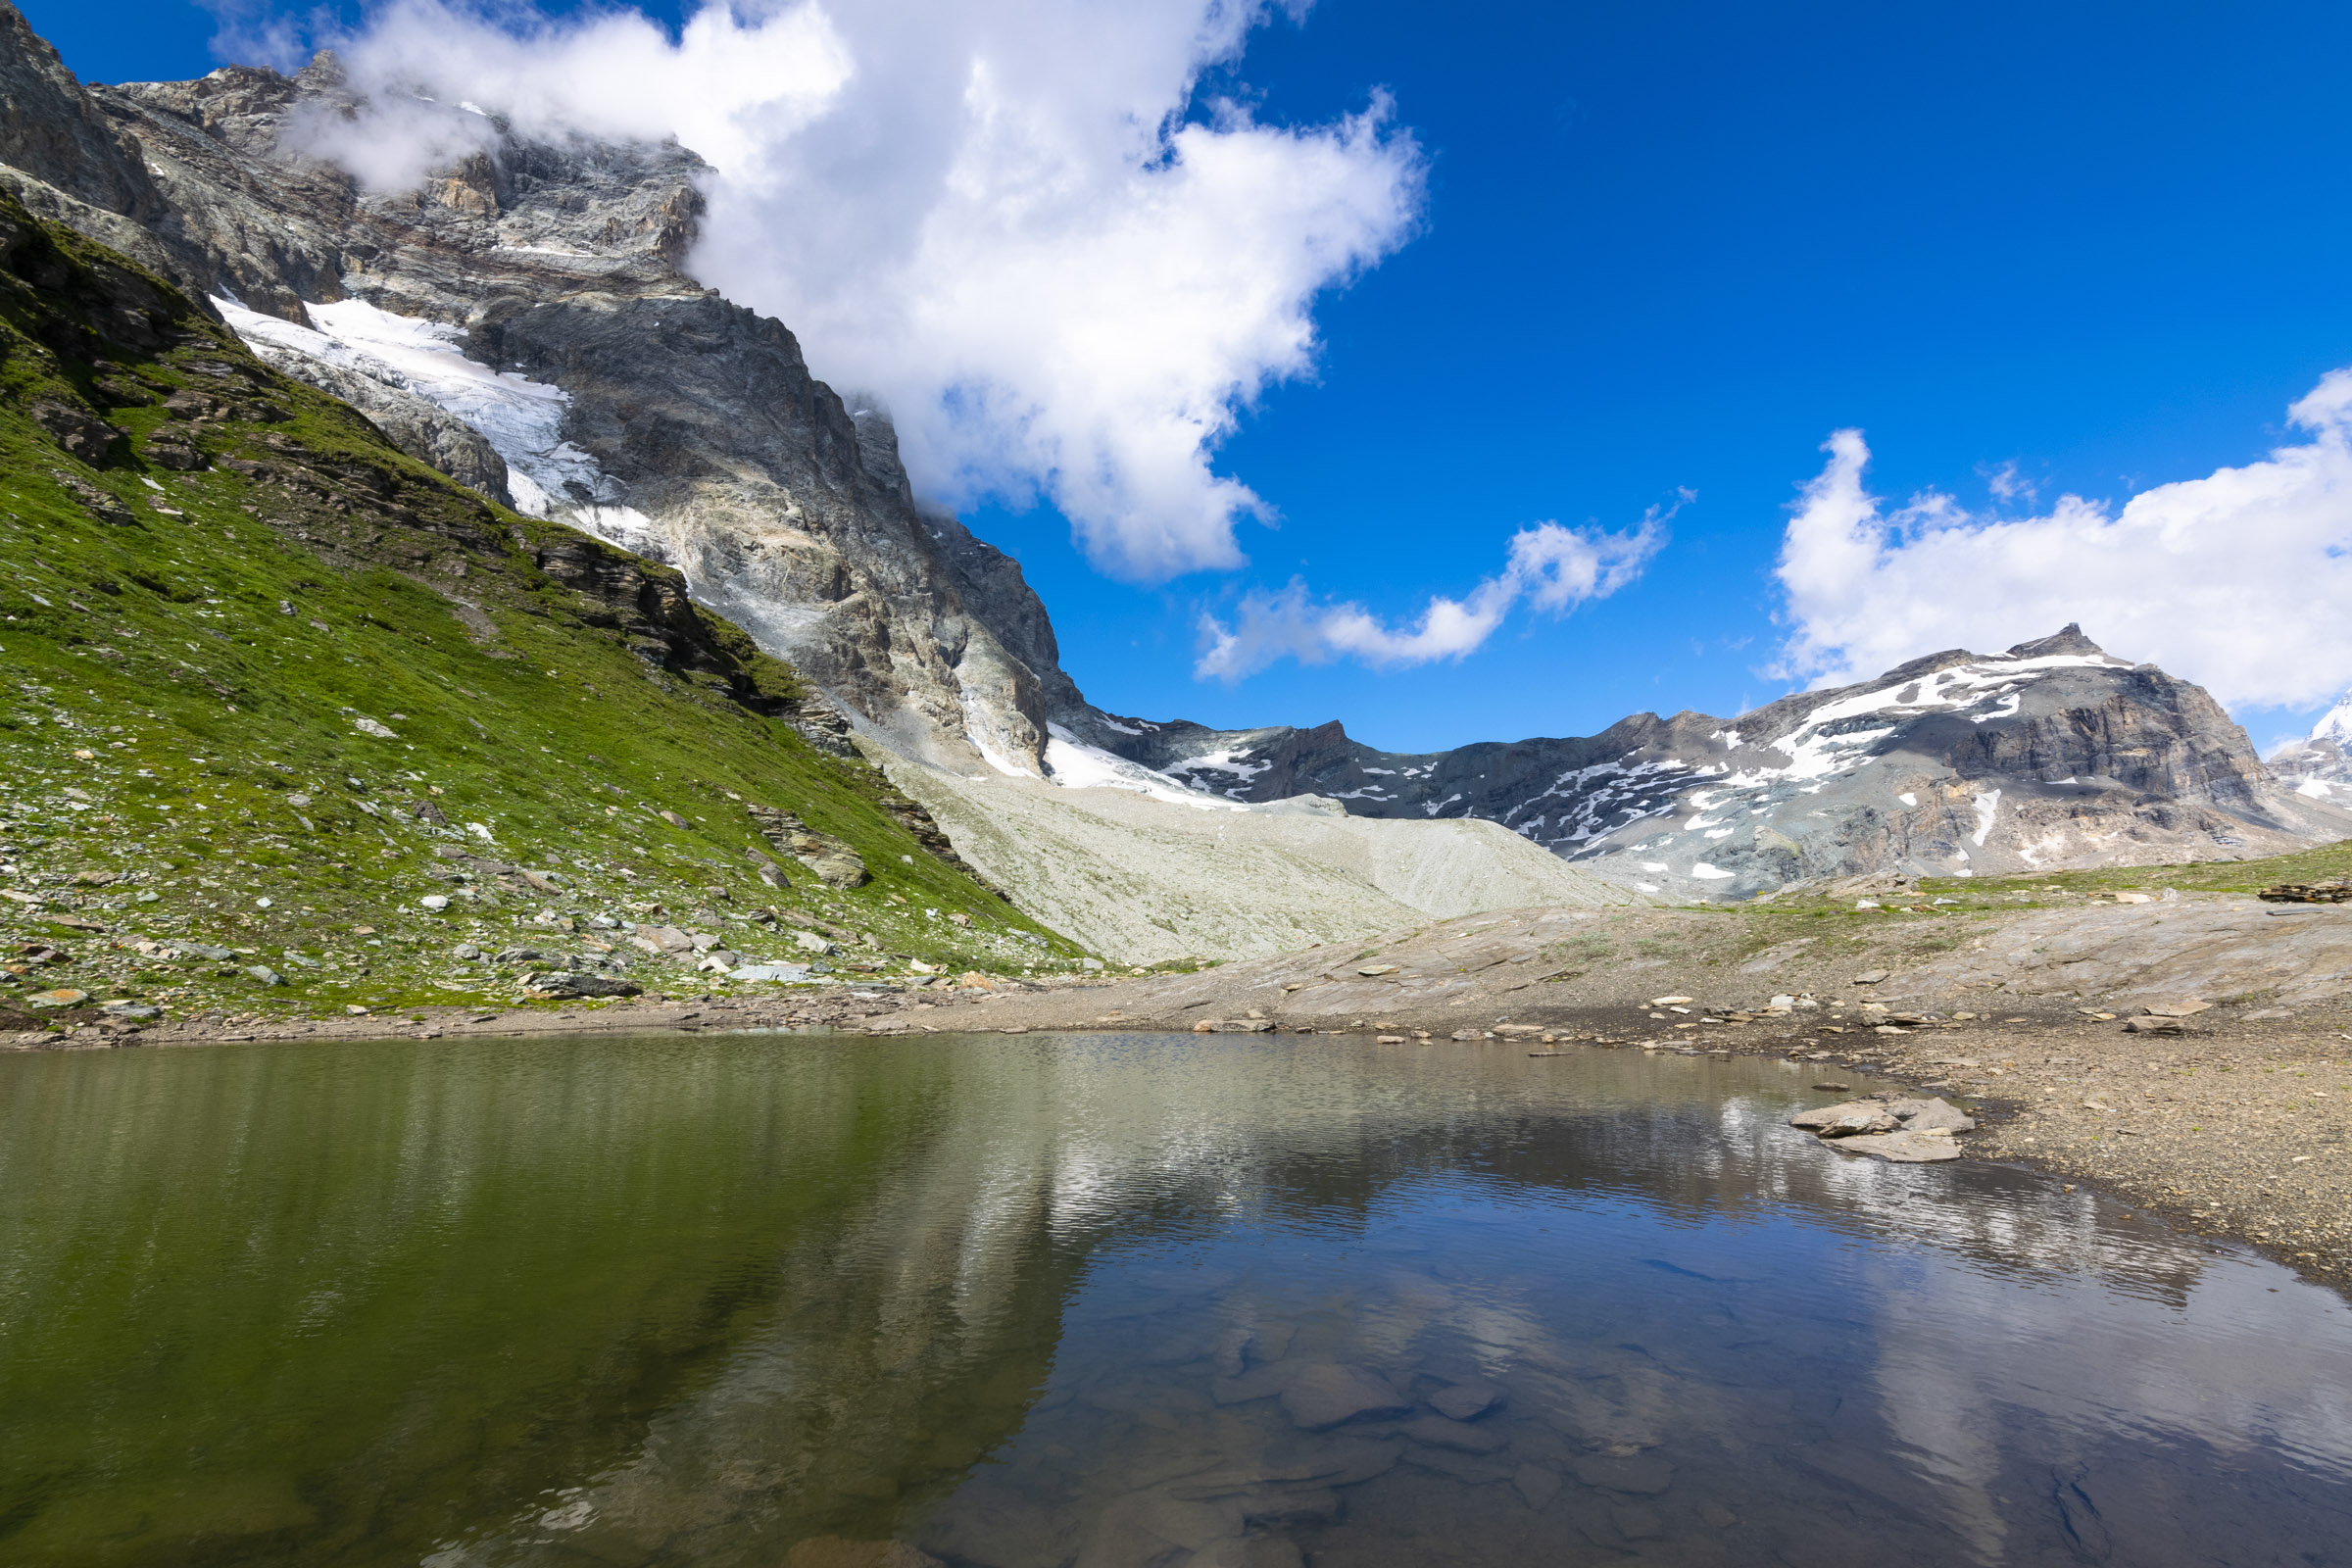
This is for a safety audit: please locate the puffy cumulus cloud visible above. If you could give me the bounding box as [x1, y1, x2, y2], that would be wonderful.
[1195, 513, 1670, 682]
[301, 0, 1424, 580]
[1773, 369, 2352, 710]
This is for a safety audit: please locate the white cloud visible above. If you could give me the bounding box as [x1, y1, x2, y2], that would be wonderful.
[1195, 513, 1668, 681]
[1773, 369, 2352, 710]
[297, 0, 1424, 580]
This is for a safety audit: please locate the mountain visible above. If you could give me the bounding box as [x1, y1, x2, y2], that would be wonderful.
[5, 4, 2338, 945]
[2267, 692, 2352, 805]
[0, 18, 1076, 774]
[0, 178, 1076, 1029]
[1058, 625, 2352, 900]
[0, 11, 1634, 963]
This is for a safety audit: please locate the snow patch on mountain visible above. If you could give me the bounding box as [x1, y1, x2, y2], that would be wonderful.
[215, 293, 663, 560]
[2269, 689, 2352, 800]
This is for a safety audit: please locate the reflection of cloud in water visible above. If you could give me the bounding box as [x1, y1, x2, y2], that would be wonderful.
[413, 1039, 2352, 1566]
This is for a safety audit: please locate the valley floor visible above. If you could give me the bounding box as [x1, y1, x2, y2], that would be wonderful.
[15, 883, 2352, 1296]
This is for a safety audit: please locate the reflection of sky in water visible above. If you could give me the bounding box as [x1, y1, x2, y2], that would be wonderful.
[416, 1038, 2352, 1566]
[5, 1034, 2348, 1567]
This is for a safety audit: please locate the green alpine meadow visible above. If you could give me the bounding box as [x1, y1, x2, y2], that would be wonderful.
[0, 189, 1082, 1029]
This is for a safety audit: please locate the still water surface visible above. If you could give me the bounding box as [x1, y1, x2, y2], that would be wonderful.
[3, 1033, 2349, 1567]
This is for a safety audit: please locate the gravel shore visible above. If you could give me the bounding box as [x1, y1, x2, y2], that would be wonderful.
[16, 893, 2350, 1292]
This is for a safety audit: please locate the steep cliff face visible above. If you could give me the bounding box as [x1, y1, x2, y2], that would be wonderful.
[1062, 627, 2352, 899]
[0, 29, 1073, 778]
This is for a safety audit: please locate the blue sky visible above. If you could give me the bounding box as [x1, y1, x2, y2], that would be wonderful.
[36, 1, 2352, 754]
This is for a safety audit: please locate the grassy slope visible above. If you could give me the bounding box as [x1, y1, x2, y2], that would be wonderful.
[0, 191, 1089, 1027]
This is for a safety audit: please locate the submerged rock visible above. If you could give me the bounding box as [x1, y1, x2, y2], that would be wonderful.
[1427, 1381, 1504, 1421]
[1278, 1363, 1410, 1430]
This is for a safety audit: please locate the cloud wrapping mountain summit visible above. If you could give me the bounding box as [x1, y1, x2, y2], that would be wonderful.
[303, 0, 1425, 582]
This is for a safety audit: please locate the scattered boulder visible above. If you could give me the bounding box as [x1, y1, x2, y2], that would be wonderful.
[1791, 1102, 1899, 1137]
[32, 400, 123, 462]
[523, 971, 641, 999]
[728, 963, 809, 982]
[25, 988, 89, 1008]
[747, 805, 869, 888]
[245, 965, 284, 986]
[638, 924, 694, 954]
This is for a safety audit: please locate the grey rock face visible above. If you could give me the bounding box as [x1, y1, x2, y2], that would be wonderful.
[1070, 626, 2352, 899]
[747, 805, 869, 889]
[0, 4, 163, 223]
[0, 31, 1071, 776]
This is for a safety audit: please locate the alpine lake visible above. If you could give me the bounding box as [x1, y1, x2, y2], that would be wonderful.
[3, 1030, 2348, 1567]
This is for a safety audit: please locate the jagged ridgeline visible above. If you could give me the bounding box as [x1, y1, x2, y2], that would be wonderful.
[0, 188, 1081, 1020]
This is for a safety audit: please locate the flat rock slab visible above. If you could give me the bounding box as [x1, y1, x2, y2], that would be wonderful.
[1279, 1363, 1411, 1430]
[1574, 1453, 1676, 1495]
[1828, 1129, 1963, 1163]
[1393, 1414, 1509, 1453]
[1886, 1096, 1976, 1133]
[1513, 1464, 1563, 1510]
[1427, 1381, 1504, 1421]
[1790, 1101, 1897, 1135]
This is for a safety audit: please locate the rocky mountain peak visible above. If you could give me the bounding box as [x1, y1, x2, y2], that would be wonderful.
[2266, 688, 2352, 805]
[1065, 628, 2351, 900]
[2004, 622, 2108, 660]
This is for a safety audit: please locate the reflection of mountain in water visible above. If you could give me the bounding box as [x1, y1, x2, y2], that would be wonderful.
[3, 1035, 2347, 1568]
